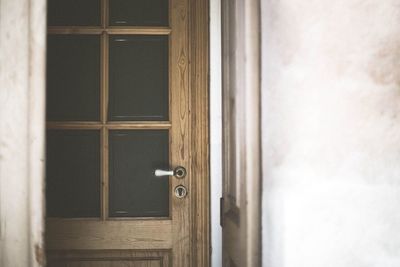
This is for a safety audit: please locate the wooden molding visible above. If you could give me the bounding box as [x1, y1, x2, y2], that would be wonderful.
[189, 0, 210, 266]
[47, 250, 172, 267]
[47, 27, 172, 35]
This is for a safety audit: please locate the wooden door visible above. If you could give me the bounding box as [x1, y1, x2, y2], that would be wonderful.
[221, 0, 261, 266]
[45, 0, 209, 266]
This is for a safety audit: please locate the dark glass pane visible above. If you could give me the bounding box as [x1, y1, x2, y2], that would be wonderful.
[109, 35, 169, 121]
[109, 0, 168, 26]
[47, 35, 100, 121]
[46, 130, 100, 218]
[109, 130, 169, 217]
[48, 0, 101, 26]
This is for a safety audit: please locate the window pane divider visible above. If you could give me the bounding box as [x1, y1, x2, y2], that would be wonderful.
[47, 27, 172, 35]
[46, 122, 172, 129]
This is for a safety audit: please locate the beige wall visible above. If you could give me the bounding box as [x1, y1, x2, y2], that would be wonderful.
[261, 0, 400, 266]
[0, 0, 46, 266]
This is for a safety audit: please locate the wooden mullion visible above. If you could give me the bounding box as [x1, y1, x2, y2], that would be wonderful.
[101, 32, 108, 124]
[106, 122, 172, 129]
[101, 127, 109, 220]
[101, 0, 108, 222]
[46, 122, 102, 130]
[46, 122, 172, 129]
[47, 27, 171, 35]
[105, 0, 110, 28]
[47, 27, 103, 35]
[106, 27, 172, 35]
[101, 0, 108, 29]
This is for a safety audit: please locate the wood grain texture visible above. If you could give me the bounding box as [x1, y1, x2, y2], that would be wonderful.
[46, 0, 210, 266]
[101, 127, 108, 220]
[189, 0, 210, 266]
[46, 220, 172, 250]
[47, 250, 171, 267]
[47, 27, 171, 35]
[100, 14, 108, 221]
[47, 122, 171, 129]
[170, 0, 191, 266]
[101, 31, 108, 124]
[222, 219, 241, 266]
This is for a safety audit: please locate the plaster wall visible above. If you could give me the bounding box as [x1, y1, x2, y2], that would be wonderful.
[261, 1, 400, 266]
[0, 0, 46, 266]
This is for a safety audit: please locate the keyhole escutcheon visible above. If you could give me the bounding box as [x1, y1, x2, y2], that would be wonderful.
[174, 185, 187, 199]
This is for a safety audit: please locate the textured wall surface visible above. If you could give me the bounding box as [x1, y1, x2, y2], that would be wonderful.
[0, 0, 46, 266]
[261, 1, 400, 266]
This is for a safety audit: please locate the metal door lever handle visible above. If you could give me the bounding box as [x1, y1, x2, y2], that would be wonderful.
[154, 166, 187, 178]
[154, 169, 174, 176]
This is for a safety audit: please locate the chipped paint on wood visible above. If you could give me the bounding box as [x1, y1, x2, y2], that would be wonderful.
[35, 244, 45, 266]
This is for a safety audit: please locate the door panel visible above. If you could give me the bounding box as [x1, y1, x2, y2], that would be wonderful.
[47, 250, 171, 267]
[46, 220, 172, 250]
[46, 0, 193, 266]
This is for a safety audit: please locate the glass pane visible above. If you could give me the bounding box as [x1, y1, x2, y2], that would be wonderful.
[46, 130, 100, 218]
[48, 0, 101, 26]
[108, 35, 169, 121]
[47, 35, 100, 121]
[109, 0, 168, 26]
[109, 130, 169, 217]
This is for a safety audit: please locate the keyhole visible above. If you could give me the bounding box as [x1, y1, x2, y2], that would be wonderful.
[174, 185, 187, 198]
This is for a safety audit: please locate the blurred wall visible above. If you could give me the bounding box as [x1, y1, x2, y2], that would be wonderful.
[261, 1, 400, 266]
[0, 0, 46, 266]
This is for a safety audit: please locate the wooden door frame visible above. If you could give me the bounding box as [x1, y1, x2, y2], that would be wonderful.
[45, 0, 210, 265]
[188, 0, 210, 266]
[0, 0, 209, 266]
[45, 1, 210, 266]
[221, 0, 261, 266]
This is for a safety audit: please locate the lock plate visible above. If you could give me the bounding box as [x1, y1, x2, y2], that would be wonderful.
[174, 185, 187, 198]
[174, 166, 187, 179]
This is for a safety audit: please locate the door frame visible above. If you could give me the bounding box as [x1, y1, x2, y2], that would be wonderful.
[221, 0, 261, 266]
[187, 0, 210, 266]
[0, 0, 209, 265]
[46, 0, 211, 266]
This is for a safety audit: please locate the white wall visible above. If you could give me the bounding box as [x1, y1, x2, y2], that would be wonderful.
[210, 0, 223, 266]
[261, 0, 400, 266]
[0, 0, 46, 266]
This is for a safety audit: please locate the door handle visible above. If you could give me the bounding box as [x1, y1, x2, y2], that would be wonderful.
[154, 166, 187, 179]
